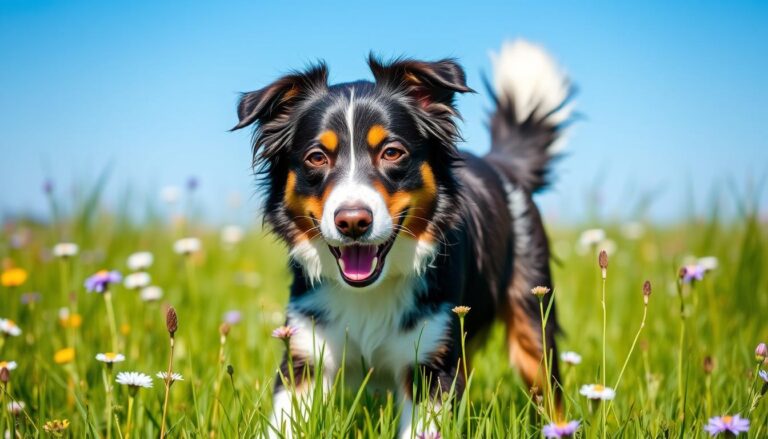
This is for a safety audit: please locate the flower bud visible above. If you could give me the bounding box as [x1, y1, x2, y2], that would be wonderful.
[227, 364, 234, 377]
[451, 306, 471, 318]
[166, 306, 178, 338]
[703, 356, 715, 374]
[598, 250, 608, 279]
[642, 280, 652, 305]
[756, 343, 768, 363]
[530, 286, 551, 298]
[0, 367, 9, 384]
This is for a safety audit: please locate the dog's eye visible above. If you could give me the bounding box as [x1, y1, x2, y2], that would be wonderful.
[304, 149, 329, 168]
[380, 144, 406, 162]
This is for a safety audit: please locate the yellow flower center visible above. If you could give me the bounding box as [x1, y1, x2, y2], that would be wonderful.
[104, 353, 117, 360]
[556, 421, 569, 428]
[593, 385, 605, 392]
[0, 361, 7, 368]
[96, 269, 109, 276]
[722, 416, 733, 424]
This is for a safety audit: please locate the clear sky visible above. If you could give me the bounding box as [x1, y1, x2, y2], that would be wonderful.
[2, 0, 767, 224]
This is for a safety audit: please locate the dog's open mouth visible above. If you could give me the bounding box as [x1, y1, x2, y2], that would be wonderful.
[328, 235, 396, 287]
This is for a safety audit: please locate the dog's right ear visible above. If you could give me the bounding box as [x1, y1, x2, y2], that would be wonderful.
[231, 63, 328, 131]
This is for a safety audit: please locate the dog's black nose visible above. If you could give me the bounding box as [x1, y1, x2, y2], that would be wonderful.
[334, 204, 373, 239]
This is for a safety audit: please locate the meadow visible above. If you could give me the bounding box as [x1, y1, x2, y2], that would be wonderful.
[1, 180, 766, 438]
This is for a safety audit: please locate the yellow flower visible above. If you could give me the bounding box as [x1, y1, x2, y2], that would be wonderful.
[120, 323, 131, 336]
[43, 419, 70, 436]
[59, 313, 83, 329]
[1, 267, 27, 287]
[54, 348, 75, 365]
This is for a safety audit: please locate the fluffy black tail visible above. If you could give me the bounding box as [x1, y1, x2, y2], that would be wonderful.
[485, 40, 575, 193]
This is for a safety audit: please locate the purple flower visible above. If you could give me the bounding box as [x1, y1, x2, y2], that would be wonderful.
[758, 370, 768, 383]
[187, 176, 199, 191]
[223, 310, 242, 325]
[416, 433, 441, 439]
[704, 415, 750, 436]
[84, 270, 122, 293]
[43, 180, 53, 195]
[681, 264, 706, 283]
[543, 420, 580, 438]
[271, 325, 298, 340]
[20, 292, 41, 305]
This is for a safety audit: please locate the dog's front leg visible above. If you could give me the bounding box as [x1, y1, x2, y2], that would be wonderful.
[398, 363, 464, 439]
[269, 352, 315, 439]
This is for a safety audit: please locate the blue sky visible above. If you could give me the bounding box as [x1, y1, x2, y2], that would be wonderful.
[1, 0, 767, 224]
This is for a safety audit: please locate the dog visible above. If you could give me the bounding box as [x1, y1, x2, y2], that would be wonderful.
[232, 40, 573, 438]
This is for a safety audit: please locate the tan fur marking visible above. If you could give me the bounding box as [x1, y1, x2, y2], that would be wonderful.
[507, 303, 544, 389]
[284, 171, 328, 239]
[318, 130, 338, 151]
[372, 163, 438, 239]
[366, 124, 388, 147]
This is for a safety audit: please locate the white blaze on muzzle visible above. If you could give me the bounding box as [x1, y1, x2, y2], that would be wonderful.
[320, 182, 394, 283]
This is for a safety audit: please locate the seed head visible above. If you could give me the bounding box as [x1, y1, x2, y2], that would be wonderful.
[219, 323, 231, 337]
[530, 286, 551, 298]
[598, 250, 608, 278]
[227, 364, 234, 377]
[166, 306, 178, 338]
[642, 280, 652, 305]
[756, 343, 768, 363]
[451, 306, 471, 318]
[0, 367, 9, 384]
[703, 356, 715, 374]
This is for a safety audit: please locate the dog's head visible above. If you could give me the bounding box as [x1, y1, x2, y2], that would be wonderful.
[233, 57, 472, 288]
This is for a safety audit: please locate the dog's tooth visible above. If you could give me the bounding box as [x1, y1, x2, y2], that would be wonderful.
[339, 259, 346, 272]
[371, 257, 378, 274]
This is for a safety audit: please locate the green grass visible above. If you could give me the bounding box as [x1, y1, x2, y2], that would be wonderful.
[1, 188, 767, 438]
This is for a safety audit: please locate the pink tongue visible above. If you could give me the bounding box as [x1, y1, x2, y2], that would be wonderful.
[339, 245, 377, 281]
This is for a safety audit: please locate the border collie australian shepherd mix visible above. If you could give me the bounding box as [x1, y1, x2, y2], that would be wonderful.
[232, 40, 574, 437]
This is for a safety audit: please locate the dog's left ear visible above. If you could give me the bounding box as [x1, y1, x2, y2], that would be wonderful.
[368, 55, 474, 110]
[369, 55, 473, 144]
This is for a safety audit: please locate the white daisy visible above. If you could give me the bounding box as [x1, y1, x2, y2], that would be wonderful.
[580, 384, 615, 400]
[174, 237, 201, 255]
[7, 401, 24, 415]
[0, 361, 18, 371]
[116, 371, 153, 389]
[160, 186, 180, 204]
[221, 225, 244, 245]
[140, 286, 163, 302]
[127, 251, 154, 271]
[156, 371, 184, 383]
[124, 272, 151, 290]
[578, 228, 606, 248]
[95, 352, 126, 364]
[560, 351, 582, 365]
[0, 318, 21, 337]
[698, 256, 718, 271]
[620, 222, 645, 240]
[52, 242, 79, 258]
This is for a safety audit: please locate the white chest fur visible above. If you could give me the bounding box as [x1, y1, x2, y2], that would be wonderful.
[286, 277, 451, 388]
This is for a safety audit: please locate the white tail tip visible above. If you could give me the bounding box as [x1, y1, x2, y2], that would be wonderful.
[492, 40, 573, 128]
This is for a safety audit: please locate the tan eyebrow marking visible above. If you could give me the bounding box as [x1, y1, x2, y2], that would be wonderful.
[318, 130, 338, 151]
[367, 124, 388, 148]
